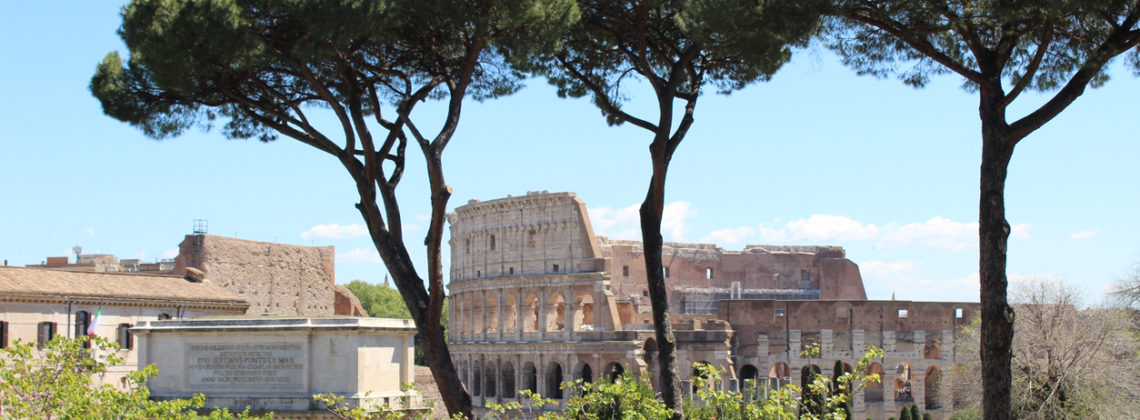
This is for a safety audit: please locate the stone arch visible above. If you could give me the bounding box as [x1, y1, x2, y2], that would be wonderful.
[545, 292, 566, 332]
[485, 295, 499, 334]
[739, 364, 760, 397]
[472, 297, 484, 335]
[894, 362, 914, 403]
[573, 291, 595, 330]
[484, 360, 497, 397]
[522, 361, 538, 393]
[604, 361, 625, 383]
[472, 360, 483, 396]
[575, 362, 594, 383]
[865, 362, 884, 402]
[501, 362, 516, 398]
[459, 361, 468, 389]
[546, 361, 565, 399]
[502, 294, 518, 333]
[925, 365, 942, 409]
[951, 363, 969, 409]
[642, 338, 659, 388]
[768, 362, 791, 389]
[523, 293, 539, 332]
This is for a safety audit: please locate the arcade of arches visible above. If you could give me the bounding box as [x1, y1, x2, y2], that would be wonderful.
[446, 192, 978, 419]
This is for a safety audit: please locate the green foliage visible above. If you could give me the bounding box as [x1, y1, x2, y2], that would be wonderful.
[93, 0, 580, 141]
[522, 0, 822, 127]
[346, 280, 413, 319]
[826, 1, 1140, 90]
[910, 404, 920, 420]
[922, 413, 932, 420]
[0, 335, 269, 419]
[497, 346, 887, 420]
[899, 405, 912, 420]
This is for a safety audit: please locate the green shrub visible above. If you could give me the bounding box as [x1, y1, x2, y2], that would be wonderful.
[0, 336, 266, 419]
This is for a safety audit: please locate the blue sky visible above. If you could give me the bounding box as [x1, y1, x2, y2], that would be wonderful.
[2, 2, 1137, 305]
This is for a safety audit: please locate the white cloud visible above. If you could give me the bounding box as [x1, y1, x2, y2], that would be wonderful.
[588, 204, 642, 240]
[161, 248, 180, 259]
[84, 227, 94, 237]
[337, 248, 382, 264]
[415, 214, 431, 222]
[1011, 223, 1031, 240]
[860, 260, 980, 302]
[877, 217, 976, 251]
[301, 223, 368, 240]
[589, 201, 698, 242]
[1068, 229, 1099, 240]
[661, 201, 697, 241]
[699, 226, 756, 245]
[757, 215, 879, 242]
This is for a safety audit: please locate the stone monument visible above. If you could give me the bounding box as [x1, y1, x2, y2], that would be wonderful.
[132, 317, 419, 415]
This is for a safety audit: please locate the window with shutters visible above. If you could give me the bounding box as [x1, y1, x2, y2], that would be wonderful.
[117, 324, 133, 350]
[37, 322, 56, 349]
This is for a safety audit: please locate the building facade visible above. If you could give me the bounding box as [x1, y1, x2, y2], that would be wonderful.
[0, 266, 248, 386]
[447, 191, 978, 419]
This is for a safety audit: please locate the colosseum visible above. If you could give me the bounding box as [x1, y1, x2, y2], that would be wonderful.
[447, 191, 978, 419]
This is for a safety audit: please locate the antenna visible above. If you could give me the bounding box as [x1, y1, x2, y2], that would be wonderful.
[193, 219, 208, 235]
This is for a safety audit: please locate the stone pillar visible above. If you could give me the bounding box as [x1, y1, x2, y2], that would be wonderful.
[941, 330, 954, 360]
[821, 329, 834, 357]
[883, 331, 897, 354]
[852, 329, 865, 354]
[913, 330, 926, 359]
[538, 290, 548, 340]
[913, 368, 926, 411]
[788, 330, 802, 360]
[517, 288, 526, 341]
[757, 334, 770, 358]
[479, 290, 488, 342]
[564, 285, 576, 340]
[496, 289, 505, 341]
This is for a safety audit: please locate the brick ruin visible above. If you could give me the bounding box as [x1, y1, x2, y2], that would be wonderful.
[174, 234, 365, 317]
[447, 191, 978, 419]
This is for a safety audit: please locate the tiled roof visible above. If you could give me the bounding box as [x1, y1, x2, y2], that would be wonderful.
[0, 266, 247, 307]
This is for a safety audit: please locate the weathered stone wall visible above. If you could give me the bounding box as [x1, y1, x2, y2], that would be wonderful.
[601, 240, 867, 316]
[174, 235, 337, 316]
[447, 191, 605, 282]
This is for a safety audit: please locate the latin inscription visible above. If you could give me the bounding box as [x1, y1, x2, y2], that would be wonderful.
[188, 343, 304, 390]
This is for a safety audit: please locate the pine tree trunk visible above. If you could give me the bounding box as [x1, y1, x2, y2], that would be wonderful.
[978, 96, 1015, 420]
[640, 144, 685, 420]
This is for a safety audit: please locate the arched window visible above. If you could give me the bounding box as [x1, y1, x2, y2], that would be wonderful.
[522, 362, 538, 393]
[546, 362, 564, 399]
[484, 362, 497, 397]
[739, 364, 760, 399]
[158, 313, 172, 320]
[925, 365, 942, 409]
[501, 362, 516, 398]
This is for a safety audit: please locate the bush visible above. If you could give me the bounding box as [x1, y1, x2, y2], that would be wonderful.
[0, 336, 266, 419]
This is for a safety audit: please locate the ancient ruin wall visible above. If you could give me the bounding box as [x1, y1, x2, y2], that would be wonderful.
[447, 191, 605, 283]
[600, 240, 868, 315]
[174, 235, 337, 316]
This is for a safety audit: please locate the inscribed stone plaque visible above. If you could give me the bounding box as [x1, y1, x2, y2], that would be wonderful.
[187, 342, 305, 391]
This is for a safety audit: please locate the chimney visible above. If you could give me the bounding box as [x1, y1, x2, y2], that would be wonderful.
[184, 267, 205, 283]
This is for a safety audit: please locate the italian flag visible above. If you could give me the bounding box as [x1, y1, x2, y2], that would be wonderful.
[86, 307, 101, 342]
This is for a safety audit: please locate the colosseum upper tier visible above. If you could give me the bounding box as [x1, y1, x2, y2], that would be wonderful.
[447, 191, 978, 419]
